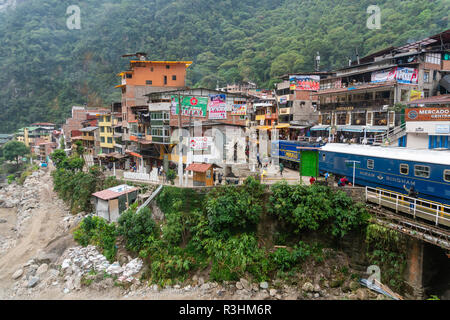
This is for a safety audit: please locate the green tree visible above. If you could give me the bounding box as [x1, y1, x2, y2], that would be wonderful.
[2, 141, 29, 165]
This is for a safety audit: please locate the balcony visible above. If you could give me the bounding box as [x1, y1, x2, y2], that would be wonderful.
[319, 99, 393, 111]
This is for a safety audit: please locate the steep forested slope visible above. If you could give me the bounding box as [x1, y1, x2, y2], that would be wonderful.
[0, 0, 448, 132]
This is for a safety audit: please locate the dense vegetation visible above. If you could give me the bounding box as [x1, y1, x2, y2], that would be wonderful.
[0, 0, 448, 132]
[73, 178, 371, 286]
[50, 148, 124, 213]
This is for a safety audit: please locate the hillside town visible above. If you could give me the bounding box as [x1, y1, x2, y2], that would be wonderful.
[0, 27, 449, 304]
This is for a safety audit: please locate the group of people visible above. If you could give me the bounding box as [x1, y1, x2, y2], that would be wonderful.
[212, 171, 223, 185]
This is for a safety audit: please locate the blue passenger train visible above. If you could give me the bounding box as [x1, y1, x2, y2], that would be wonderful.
[318, 144, 450, 206]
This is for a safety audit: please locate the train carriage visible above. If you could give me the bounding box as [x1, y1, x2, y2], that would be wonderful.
[318, 144, 450, 206]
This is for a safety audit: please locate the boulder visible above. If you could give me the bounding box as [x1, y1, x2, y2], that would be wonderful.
[236, 282, 243, 290]
[12, 269, 23, 280]
[27, 276, 40, 288]
[349, 281, 360, 291]
[356, 288, 368, 300]
[106, 262, 123, 275]
[302, 282, 314, 292]
[239, 278, 251, 291]
[260, 282, 269, 289]
[36, 264, 48, 276]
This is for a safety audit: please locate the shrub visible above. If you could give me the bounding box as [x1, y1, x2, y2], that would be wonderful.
[7, 174, 15, 184]
[166, 169, 177, 185]
[204, 234, 270, 282]
[269, 241, 311, 271]
[73, 216, 118, 262]
[117, 207, 158, 253]
[269, 182, 369, 237]
[205, 176, 264, 235]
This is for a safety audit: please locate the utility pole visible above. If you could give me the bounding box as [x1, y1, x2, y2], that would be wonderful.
[177, 92, 183, 186]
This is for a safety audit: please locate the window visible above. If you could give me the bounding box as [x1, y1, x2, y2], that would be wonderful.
[444, 170, 450, 182]
[126, 74, 132, 79]
[106, 116, 111, 122]
[424, 89, 430, 98]
[414, 165, 430, 178]
[425, 53, 441, 65]
[322, 153, 326, 161]
[164, 76, 167, 85]
[172, 75, 176, 81]
[100, 127, 105, 133]
[166, 65, 170, 69]
[433, 70, 437, 81]
[101, 137, 105, 143]
[367, 159, 374, 169]
[423, 71, 429, 83]
[146, 80, 152, 85]
[400, 164, 409, 175]
[107, 137, 113, 144]
[150, 67, 154, 72]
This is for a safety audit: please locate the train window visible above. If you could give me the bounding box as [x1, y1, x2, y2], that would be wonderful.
[444, 170, 450, 182]
[322, 153, 326, 161]
[414, 165, 430, 178]
[367, 159, 374, 169]
[400, 164, 409, 175]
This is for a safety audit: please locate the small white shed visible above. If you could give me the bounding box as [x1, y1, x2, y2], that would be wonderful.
[92, 184, 139, 222]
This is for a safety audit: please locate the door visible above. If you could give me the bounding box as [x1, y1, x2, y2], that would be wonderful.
[300, 150, 318, 177]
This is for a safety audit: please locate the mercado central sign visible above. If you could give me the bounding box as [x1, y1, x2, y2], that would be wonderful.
[405, 107, 450, 121]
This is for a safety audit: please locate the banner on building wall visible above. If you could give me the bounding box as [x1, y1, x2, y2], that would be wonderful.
[289, 75, 320, 91]
[208, 94, 227, 120]
[190, 137, 212, 150]
[170, 96, 208, 117]
[371, 67, 418, 84]
[410, 90, 423, 101]
[231, 104, 247, 115]
[405, 107, 450, 121]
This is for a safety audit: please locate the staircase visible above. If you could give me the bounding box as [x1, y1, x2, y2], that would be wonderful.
[369, 123, 406, 146]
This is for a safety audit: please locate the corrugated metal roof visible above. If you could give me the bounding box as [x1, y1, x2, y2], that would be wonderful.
[406, 94, 450, 105]
[92, 184, 139, 201]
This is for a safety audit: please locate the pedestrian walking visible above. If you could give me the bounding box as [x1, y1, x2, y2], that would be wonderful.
[324, 172, 330, 182]
[213, 171, 217, 185]
[279, 162, 284, 176]
[309, 176, 316, 185]
[404, 185, 418, 211]
[257, 152, 262, 168]
[218, 173, 223, 185]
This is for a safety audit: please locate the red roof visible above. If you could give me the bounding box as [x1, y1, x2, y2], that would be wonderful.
[186, 163, 221, 173]
[92, 185, 139, 200]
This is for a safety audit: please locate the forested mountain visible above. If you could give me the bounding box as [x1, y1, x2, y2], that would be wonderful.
[0, 0, 448, 132]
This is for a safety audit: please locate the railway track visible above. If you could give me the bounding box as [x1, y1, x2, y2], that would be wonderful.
[368, 205, 450, 250]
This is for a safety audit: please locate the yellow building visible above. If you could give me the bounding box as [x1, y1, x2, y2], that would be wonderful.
[98, 114, 115, 154]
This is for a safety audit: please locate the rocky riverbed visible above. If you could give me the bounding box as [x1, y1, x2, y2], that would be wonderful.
[0, 166, 384, 300]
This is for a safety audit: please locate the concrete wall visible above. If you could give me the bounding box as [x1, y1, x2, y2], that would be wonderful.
[96, 198, 110, 221]
[406, 132, 428, 148]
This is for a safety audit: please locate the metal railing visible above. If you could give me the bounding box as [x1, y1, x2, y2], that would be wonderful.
[365, 186, 450, 227]
[361, 123, 406, 145]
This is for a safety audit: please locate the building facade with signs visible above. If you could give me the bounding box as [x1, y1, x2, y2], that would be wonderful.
[144, 88, 250, 170]
[276, 72, 333, 140]
[314, 29, 450, 144]
[115, 54, 193, 172]
[405, 94, 450, 149]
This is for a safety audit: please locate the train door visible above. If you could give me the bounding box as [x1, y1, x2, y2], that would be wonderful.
[300, 150, 318, 177]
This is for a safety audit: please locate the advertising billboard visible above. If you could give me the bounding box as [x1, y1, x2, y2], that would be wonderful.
[289, 75, 320, 91]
